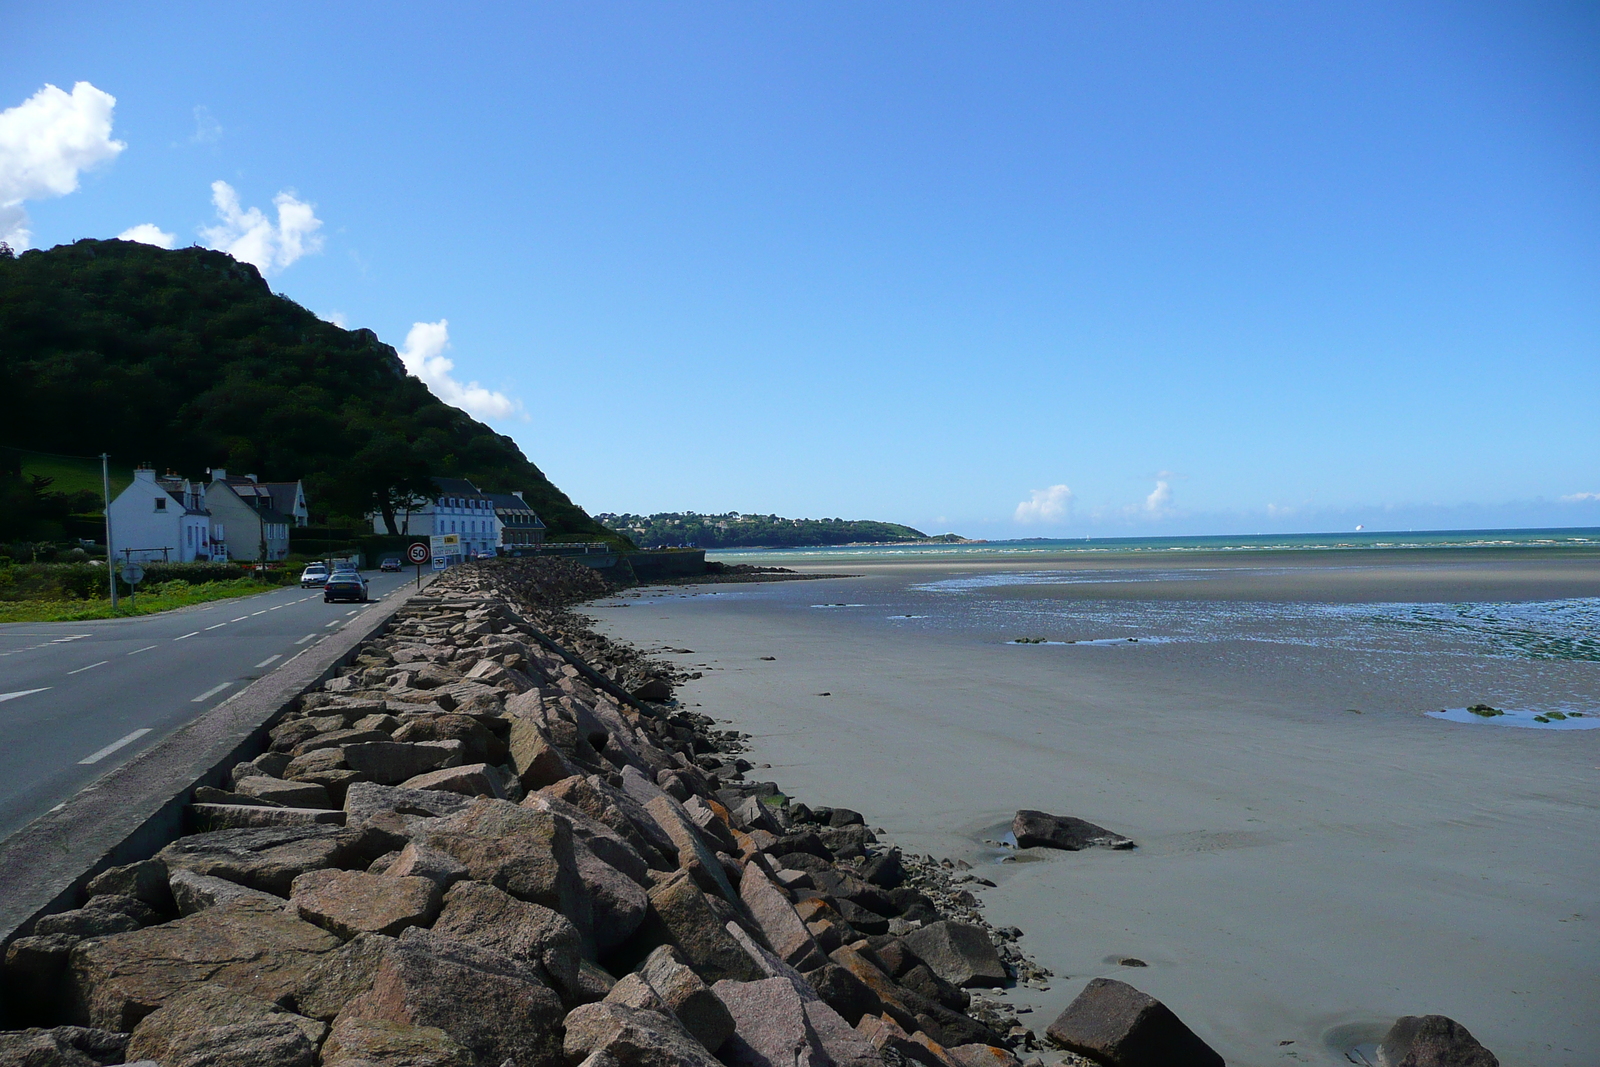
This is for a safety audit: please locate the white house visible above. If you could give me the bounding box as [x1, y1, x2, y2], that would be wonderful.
[371, 476, 499, 558]
[106, 467, 214, 563]
[207, 470, 293, 562]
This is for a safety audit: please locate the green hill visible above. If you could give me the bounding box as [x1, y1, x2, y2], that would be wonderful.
[0, 239, 616, 544]
[597, 511, 958, 549]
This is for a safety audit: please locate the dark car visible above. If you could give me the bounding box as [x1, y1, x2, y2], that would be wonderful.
[380, 556, 403, 572]
[324, 571, 369, 603]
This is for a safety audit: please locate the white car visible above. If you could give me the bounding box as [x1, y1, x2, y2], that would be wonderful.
[300, 563, 329, 588]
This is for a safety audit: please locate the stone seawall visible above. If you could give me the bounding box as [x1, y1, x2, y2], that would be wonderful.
[1, 556, 1437, 1067]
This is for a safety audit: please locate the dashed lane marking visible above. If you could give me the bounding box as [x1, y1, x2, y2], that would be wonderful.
[191, 682, 233, 703]
[66, 660, 108, 675]
[270, 605, 285, 610]
[0, 688, 52, 704]
[254, 654, 282, 669]
[345, 609, 359, 616]
[127, 645, 158, 656]
[324, 619, 342, 628]
[252, 611, 267, 616]
[295, 634, 317, 644]
[79, 728, 152, 765]
[231, 616, 248, 622]
[204, 623, 227, 630]
[0, 634, 93, 657]
[174, 632, 199, 641]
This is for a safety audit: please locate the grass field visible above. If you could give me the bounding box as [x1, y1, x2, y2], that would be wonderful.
[0, 577, 282, 623]
[15, 449, 132, 498]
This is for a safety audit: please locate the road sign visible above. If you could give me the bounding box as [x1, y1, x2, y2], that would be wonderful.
[429, 533, 462, 558]
[406, 542, 429, 564]
[432, 557, 446, 571]
[120, 562, 145, 586]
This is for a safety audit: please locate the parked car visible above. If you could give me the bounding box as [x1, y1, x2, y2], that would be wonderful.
[300, 563, 329, 587]
[324, 571, 369, 603]
[380, 556, 402, 572]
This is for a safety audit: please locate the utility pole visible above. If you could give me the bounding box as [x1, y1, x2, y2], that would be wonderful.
[101, 453, 118, 608]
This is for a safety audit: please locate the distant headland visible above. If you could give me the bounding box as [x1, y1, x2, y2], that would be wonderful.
[595, 511, 971, 549]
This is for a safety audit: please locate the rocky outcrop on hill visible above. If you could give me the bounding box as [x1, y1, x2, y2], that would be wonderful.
[0, 558, 1056, 1067]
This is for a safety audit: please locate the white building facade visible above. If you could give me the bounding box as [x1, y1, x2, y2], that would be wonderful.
[371, 477, 500, 558]
[106, 468, 214, 563]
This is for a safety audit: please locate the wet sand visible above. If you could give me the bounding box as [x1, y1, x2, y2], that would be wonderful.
[589, 552, 1600, 1067]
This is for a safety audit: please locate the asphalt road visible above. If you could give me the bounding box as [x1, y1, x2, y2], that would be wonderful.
[0, 569, 421, 843]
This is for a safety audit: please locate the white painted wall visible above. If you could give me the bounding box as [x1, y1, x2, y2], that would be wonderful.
[107, 468, 212, 563]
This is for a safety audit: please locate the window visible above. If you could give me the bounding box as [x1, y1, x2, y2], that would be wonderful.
[155, 498, 166, 511]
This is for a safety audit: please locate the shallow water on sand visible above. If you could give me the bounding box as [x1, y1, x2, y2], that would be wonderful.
[590, 550, 1600, 1067]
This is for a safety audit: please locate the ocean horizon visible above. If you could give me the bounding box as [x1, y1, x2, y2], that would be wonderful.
[706, 525, 1600, 564]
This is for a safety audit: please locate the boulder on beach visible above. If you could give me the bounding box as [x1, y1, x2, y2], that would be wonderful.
[1045, 977, 1221, 1067]
[1378, 1015, 1499, 1067]
[899, 921, 1009, 989]
[1011, 810, 1134, 851]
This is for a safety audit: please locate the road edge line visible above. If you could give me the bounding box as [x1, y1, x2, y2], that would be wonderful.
[0, 579, 434, 948]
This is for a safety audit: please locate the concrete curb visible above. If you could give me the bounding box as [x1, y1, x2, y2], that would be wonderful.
[0, 577, 434, 946]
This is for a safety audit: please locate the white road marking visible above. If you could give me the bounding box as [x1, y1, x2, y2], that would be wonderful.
[191, 682, 233, 702]
[205, 623, 227, 630]
[79, 728, 152, 765]
[252, 611, 267, 616]
[270, 604, 284, 610]
[254, 654, 282, 669]
[295, 634, 317, 644]
[345, 609, 359, 616]
[324, 619, 342, 628]
[231, 616, 248, 622]
[48, 802, 65, 813]
[127, 645, 158, 656]
[0, 688, 51, 704]
[67, 660, 108, 675]
[175, 631, 199, 641]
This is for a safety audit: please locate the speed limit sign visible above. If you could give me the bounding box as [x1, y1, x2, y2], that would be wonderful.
[406, 542, 429, 564]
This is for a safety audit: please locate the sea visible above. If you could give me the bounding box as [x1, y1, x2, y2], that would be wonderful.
[706, 527, 1600, 729]
[707, 525, 1600, 563]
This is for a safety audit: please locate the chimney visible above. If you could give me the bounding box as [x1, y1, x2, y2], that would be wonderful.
[211, 468, 227, 483]
[134, 466, 156, 483]
[512, 490, 524, 501]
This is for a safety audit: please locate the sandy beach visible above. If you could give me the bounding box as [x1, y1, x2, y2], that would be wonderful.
[590, 550, 1600, 1067]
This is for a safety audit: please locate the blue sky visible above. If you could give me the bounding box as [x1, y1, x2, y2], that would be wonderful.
[6, 2, 1597, 538]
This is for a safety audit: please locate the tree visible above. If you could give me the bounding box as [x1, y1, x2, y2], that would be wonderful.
[336, 434, 437, 535]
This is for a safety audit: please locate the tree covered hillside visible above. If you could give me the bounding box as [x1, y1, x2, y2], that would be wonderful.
[0, 239, 613, 542]
[597, 511, 958, 549]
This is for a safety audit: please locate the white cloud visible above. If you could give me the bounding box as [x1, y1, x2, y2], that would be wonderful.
[117, 222, 175, 248]
[199, 180, 324, 273]
[191, 105, 221, 144]
[1015, 484, 1073, 523]
[399, 319, 525, 421]
[1561, 492, 1600, 503]
[1145, 479, 1174, 515]
[321, 310, 348, 328]
[0, 81, 125, 249]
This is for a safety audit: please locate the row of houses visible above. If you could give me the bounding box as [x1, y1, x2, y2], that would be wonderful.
[109, 468, 304, 563]
[108, 468, 545, 564]
[367, 477, 546, 559]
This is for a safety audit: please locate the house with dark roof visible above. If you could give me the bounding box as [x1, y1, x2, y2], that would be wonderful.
[487, 491, 546, 551]
[258, 480, 310, 526]
[207, 470, 292, 561]
[106, 466, 215, 563]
